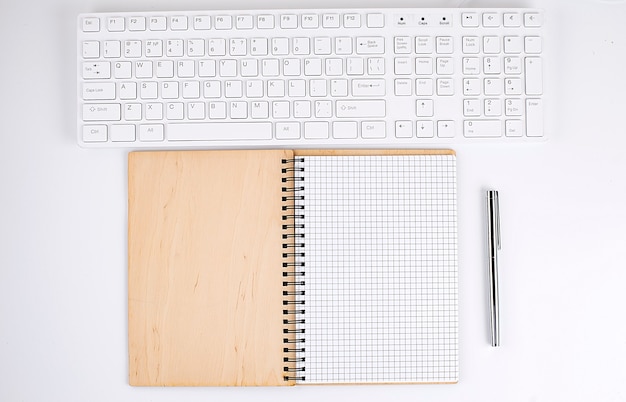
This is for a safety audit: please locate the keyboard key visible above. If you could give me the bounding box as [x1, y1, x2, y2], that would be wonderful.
[437, 78, 454, 96]
[462, 57, 480, 74]
[170, 16, 188, 30]
[437, 121, 455, 138]
[505, 99, 523, 116]
[504, 56, 521, 74]
[436, 37, 453, 54]
[215, 16, 232, 29]
[168, 122, 272, 141]
[139, 124, 164, 141]
[294, 100, 311, 118]
[484, 78, 501, 95]
[524, 13, 542, 27]
[416, 79, 433, 96]
[257, 15, 275, 29]
[124, 40, 142, 57]
[394, 79, 412, 96]
[301, 14, 319, 28]
[82, 17, 100, 32]
[436, 58, 453, 74]
[504, 78, 522, 95]
[280, 14, 298, 29]
[394, 36, 411, 54]
[251, 101, 269, 118]
[463, 78, 480, 96]
[415, 36, 434, 54]
[236, 15, 253, 29]
[208, 39, 226, 56]
[505, 119, 523, 137]
[336, 100, 385, 118]
[462, 36, 479, 54]
[149, 16, 167, 31]
[356, 37, 385, 54]
[276, 122, 300, 139]
[504, 36, 523, 53]
[483, 36, 500, 53]
[83, 125, 107, 141]
[416, 120, 434, 138]
[193, 16, 211, 30]
[128, 17, 146, 31]
[82, 41, 100, 58]
[463, 99, 480, 116]
[416, 99, 434, 117]
[188, 102, 206, 119]
[107, 17, 125, 32]
[482, 13, 500, 27]
[461, 13, 479, 27]
[361, 121, 385, 138]
[83, 103, 121, 121]
[483, 56, 501, 74]
[83, 82, 116, 100]
[352, 79, 385, 96]
[526, 99, 544, 137]
[503, 13, 521, 27]
[111, 124, 136, 141]
[103, 40, 121, 58]
[524, 57, 543, 95]
[464, 120, 501, 137]
[314, 37, 332, 55]
[395, 121, 412, 138]
[484, 98, 502, 116]
[366, 13, 384, 28]
[82, 62, 111, 79]
[304, 121, 329, 139]
[333, 121, 358, 139]
[322, 14, 340, 28]
[343, 14, 361, 28]
[525, 36, 542, 53]
[272, 38, 290, 55]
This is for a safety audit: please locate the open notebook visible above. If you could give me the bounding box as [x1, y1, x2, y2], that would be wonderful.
[128, 149, 458, 386]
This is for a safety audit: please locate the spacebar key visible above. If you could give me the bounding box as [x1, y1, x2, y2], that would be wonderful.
[168, 122, 272, 141]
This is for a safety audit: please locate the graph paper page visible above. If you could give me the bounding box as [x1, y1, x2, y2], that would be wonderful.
[295, 154, 458, 384]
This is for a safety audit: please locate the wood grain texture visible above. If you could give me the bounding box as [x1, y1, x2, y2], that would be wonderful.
[128, 149, 293, 386]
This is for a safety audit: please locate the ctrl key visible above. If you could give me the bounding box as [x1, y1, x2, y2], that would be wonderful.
[82, 125, 107, 142]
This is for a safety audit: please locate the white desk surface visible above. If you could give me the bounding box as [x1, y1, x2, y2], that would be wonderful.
[1, 0, 625, 400]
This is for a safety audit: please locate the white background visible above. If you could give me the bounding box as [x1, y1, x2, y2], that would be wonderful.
[1, 0, 625, 401]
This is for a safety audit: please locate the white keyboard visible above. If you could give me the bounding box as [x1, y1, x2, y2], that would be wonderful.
[77, 8, 545, 148]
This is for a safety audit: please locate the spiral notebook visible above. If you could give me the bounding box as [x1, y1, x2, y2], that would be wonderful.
[128, 149, 458, 386]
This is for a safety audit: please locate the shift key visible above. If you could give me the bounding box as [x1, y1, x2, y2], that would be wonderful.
[336, 100, 386, 118]
[83, 103, 121, 121]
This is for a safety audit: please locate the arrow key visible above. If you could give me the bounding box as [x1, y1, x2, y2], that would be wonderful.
[395, 120, 412, 138]
[437, 120, 455, 138]
[416, 120, 434, 138]
[416, 99, 434, 117]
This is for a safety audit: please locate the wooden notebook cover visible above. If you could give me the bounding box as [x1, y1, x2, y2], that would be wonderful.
[128, 150, 293, 386]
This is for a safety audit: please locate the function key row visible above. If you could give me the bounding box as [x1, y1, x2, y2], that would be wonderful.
[461, 12, 542, 28]
[81, 13, 386, 33]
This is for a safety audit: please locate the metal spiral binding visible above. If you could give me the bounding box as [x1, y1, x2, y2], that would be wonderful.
[281, 157, 306, 382]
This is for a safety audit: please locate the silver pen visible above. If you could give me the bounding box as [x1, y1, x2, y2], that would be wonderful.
[487, 190, 501, 347]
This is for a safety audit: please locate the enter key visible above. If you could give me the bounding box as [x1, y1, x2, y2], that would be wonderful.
[352, 79, 386, 96]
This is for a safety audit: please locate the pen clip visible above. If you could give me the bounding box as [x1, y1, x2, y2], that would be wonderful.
[494, 191, 501, 250]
